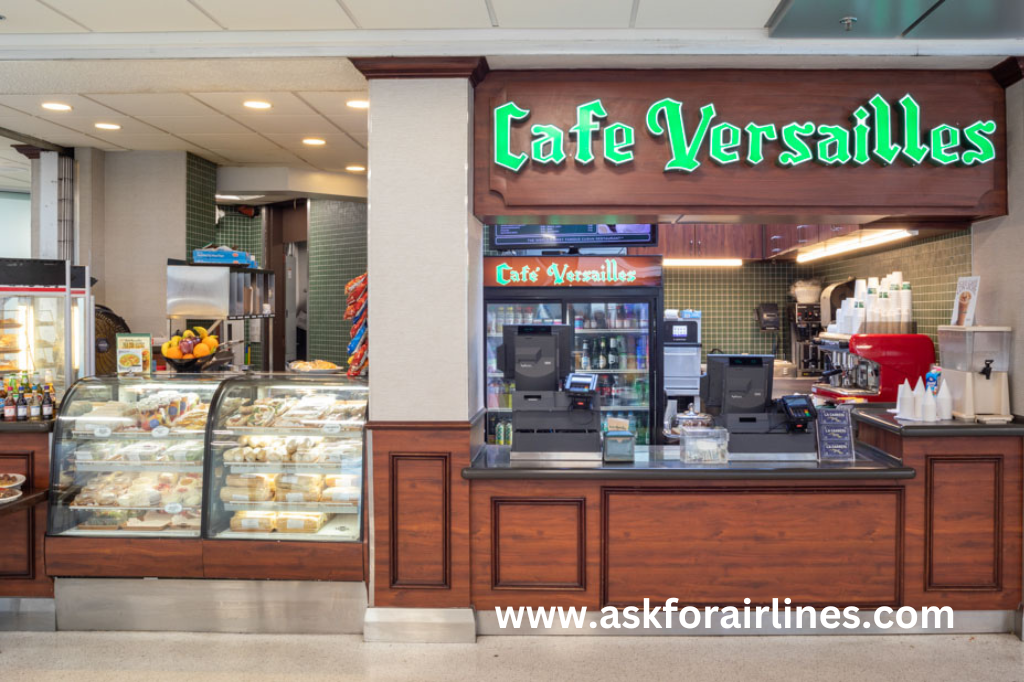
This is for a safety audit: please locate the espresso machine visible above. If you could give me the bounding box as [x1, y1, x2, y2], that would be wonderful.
[938, 326, 1013, 423]
[812, 333, 935, 403]
[790, 303, 823, 376]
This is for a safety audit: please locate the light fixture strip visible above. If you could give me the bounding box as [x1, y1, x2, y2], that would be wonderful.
[663, 258, 743, 267]
[796, 229, 917, 263]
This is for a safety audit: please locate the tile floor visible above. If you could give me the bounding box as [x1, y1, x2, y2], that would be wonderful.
[1, 631, 1022, 682]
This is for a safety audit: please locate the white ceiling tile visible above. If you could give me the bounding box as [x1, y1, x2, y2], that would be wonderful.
[191, 92, 317, 117]
[491, 0, 630, 28]
[87, 94, 216, 117]
[177, 132, 281, 151]
[294, 91, 370, 115]
[0, 94, 124, 119]
[634, 0, 780, 29]
[194, 0, 356, 30]
[263, 133, 365, 157]
[0, 114, 113, 148]
[231, 115, 339, 136]
[208, 148, 306, 164]
[137, 115, 251, 135]
[107, 133, 194, 151]
[44, 0, 221, 32]
[344, 0, 491, 28]
[0, 0, 88, 33]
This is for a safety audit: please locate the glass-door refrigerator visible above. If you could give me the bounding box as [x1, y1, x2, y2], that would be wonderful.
[484, 289, 660, 446]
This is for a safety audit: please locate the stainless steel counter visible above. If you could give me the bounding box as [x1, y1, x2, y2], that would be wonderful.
[464, 444, 912, 480]
[854, 407, 1024, 437]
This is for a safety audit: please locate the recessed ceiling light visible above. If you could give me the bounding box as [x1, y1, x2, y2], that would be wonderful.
[94, 122, 121, 130]
[345, 165, 366, 173]
[302, 138, 326, 146]
[41, 102, 72, 112]
[215, 194, 241, 201]
[346, 99, 369, 109]
[243, 100, 272, 110]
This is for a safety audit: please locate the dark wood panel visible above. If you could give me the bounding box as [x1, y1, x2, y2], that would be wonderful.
[391, 454, 450, 588]
[371, 424, 473, 608]
[202, 540, 363, 581]
[0, 508, 31, 577]
[694, 224, 764, 259]
[927, 457, 1000, 590]
[46, 537, 204, 578]
[603, 486, 902, 608]
[764, 224, 799, 258]
[492, 498, 585, 590]
[352, 57, 489, 85]
[475, 69, 1005, 222]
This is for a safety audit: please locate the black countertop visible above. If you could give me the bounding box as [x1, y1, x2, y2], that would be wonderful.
[0, 420, 53, 433]
[464, 444, 913, 480]
[853, 407, 1024, 437]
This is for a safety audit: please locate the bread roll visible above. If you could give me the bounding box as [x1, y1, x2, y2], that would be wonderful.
[276, 474, 323, 491]
[220, 486, 273, 502]
[324, 474, 358, 489]
[225, 473, 276, 489]
[321, 486, 359, 503]
[276, 489, 319, 503]
[230, 511, 275, 532]
[277, 512, 326, 533]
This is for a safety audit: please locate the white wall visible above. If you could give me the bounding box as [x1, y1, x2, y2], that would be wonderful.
[102, 151, 187, 337]
[367, 78, 482, 422]
[75, 148, 105, 299]
[0, 191, 31, 258]
[973, 81, 1024, 414]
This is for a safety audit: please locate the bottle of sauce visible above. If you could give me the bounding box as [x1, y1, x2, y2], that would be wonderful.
[16, 388, 28, 422]
[2, 382, 14, 422]
[29, 384, 41, 421]
[42, 387, 54, 420]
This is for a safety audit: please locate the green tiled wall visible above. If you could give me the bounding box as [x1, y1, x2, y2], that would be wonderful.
[663, 261, 798, 361]
[216, 205, 264, 266]
[185, 153, 217, 256]
[308, 199, 368, 366]
[809, 229, 972, 344]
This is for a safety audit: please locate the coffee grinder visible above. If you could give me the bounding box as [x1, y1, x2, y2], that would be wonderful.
[790, 303, 823, 376]
[938, 326, 1013, 423]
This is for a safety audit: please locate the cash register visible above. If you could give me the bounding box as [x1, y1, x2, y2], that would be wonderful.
[701, 354, 818, 460]
[496, 325, 603, 461]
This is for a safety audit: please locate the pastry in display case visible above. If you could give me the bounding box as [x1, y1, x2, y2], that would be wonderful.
[48, 375, 225, 538]
[204, 375, 366, 543]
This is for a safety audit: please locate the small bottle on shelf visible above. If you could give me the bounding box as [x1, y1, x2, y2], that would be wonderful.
[41, 387, 54, 420]
[16, 387, 28, 422]
[28, 384, 41, 421]
[2, 382, 14, 422]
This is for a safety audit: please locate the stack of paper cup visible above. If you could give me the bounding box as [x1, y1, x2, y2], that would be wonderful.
[899, 283, 913, 333]
[936, 382, 953, 420]
[854, 279, 867, 301]
[896, 380, 914, 419]
[922, 389, 937, 422]
[891, 271, 903, 286]
[912, 378, 926, 420]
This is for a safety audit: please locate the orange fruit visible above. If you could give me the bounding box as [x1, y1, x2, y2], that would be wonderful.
[205, 337, 219, 352]
[193, 343, 211, 358]
[164, 347, 183, 360]
[183, 353, 195, 360]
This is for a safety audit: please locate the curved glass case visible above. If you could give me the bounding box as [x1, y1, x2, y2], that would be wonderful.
[203, 375, 366, 542]
[48, 375, 224, 538]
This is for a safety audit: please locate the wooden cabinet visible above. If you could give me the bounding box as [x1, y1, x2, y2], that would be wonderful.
[632, 224, 762, 260]
[764, 224, 799, 258]
[820, 224, 860, 240]
[0, 430, 53, 598]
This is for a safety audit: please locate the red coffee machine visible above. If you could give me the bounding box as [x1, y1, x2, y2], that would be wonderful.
[812, 333, 936, 403]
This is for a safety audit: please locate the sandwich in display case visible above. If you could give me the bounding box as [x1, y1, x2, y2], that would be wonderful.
[48, 375, 224, 538]
[203, 374, 366, 543]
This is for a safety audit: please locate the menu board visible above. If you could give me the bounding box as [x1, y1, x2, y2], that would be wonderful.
[816, 408, 855, 462]
[116, 333, 152, 375]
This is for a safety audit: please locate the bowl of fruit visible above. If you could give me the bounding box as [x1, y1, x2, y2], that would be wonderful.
[161, 326, 223, 373]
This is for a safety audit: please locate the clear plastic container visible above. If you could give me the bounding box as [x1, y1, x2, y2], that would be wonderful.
[680, 426, 729, 464]
[937, 326, 1012, 373]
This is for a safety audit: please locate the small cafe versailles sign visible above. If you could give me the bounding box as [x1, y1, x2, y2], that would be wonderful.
[493, 94, 997, 173]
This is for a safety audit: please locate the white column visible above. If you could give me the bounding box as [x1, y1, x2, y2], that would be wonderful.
[32, 151, 60, 259]
[367, 78, 483, 423]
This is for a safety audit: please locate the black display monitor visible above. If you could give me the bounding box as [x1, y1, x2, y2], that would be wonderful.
[703, 354, 774, 414]
[488, 224, 657, 251]
[497, 325, 574, 392]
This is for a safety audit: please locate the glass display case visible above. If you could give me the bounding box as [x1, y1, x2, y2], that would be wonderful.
[0, 259, 94, 398]
[48, 375, 224, 538]
[203, 375, 366, 543]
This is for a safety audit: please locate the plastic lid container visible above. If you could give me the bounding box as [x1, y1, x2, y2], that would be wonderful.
[937, 326, 1012, 373]
[680, 426, 729, 464]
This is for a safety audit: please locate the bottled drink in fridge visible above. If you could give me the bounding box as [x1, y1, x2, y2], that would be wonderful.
[580, 340, 591, 371]
[608, 337, 619, 370]
[597, 339, 607, 370]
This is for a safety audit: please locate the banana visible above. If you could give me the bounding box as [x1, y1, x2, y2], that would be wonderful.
[182, 330, 196, 340]
[194, 326, 209, 340]
[161, 341, 172, 356]
[171, 335, 182, 345]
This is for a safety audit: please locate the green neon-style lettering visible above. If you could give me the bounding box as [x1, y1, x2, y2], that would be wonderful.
[710, 122, 741, 165]
[851, 107, 871, 165]
[930, 124, 960, 166]
[898, 94, 929, 165]
[778, 122, 816, 166]
[570, 100, 608, 165]
[744, 123, 777, 165]
[869, 94, 901, 165]
[603, 123, 635, 165]
[962, 120, 997, 165]
[816, 125, 852, 165]
[493, 101, 530, 172]
[530, 124, 566, 165]
[646, 98, 717, 173]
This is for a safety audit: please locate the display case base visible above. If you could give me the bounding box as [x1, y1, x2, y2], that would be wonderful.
[0, 597, 55, 631]
[55, 578, 366, 634]
[363, 607, 476, 643]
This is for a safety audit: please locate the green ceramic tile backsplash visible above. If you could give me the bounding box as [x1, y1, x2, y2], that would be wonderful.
[308, 199, 368, 366]
[808, 229, 972, 345]
[216, 205, 264, 266]
[185, 154, 217, 257]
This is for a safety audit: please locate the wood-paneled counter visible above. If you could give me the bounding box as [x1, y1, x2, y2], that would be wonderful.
[0, 421, 53, 598]
[464, 429, 1022, 613]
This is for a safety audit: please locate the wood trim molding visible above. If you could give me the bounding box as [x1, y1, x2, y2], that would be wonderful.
[925, 455, 1003, 592]
[491, 497, 586, 591]
[351, 57, 489, 86]
[389, 453, 451, 589]
[991, 57, 1024, 88]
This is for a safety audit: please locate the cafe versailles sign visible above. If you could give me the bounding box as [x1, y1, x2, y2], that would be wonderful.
[492, 94, 997, 172]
